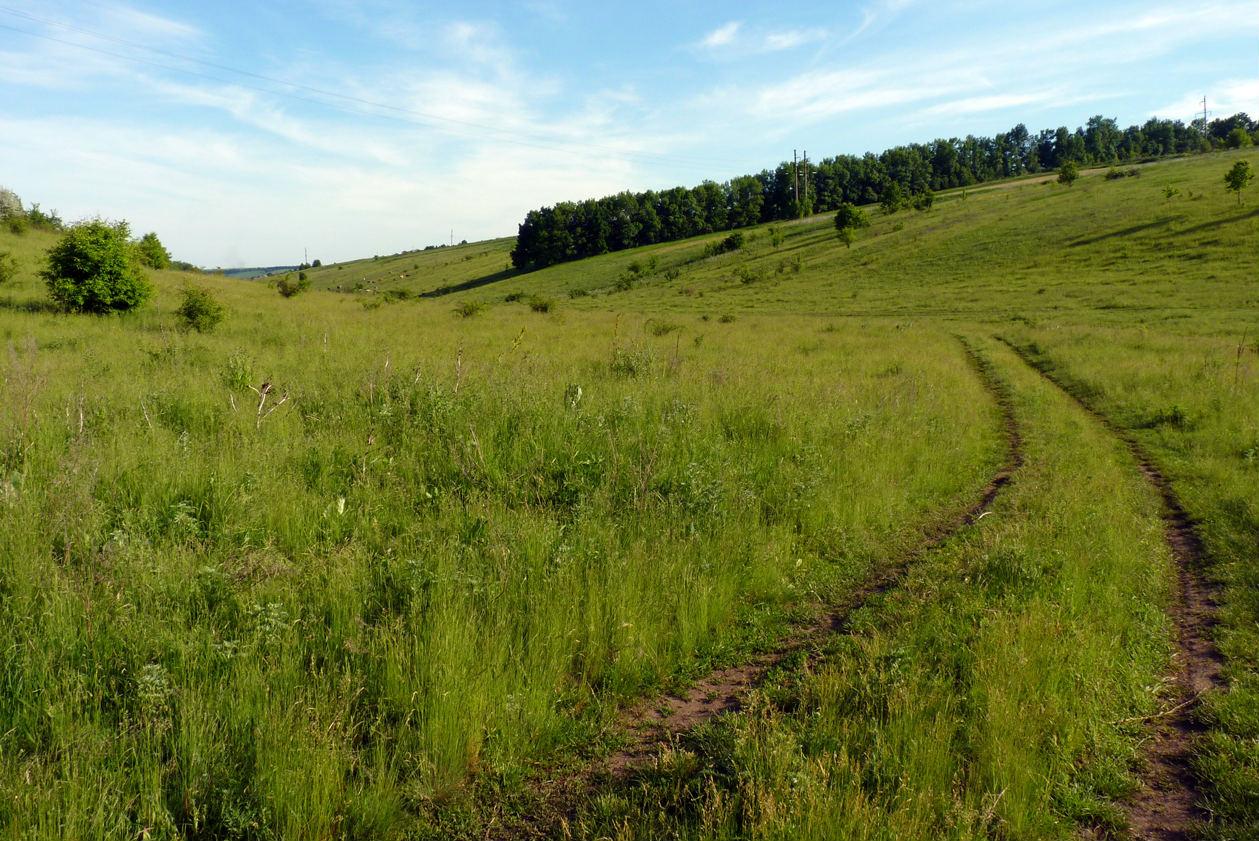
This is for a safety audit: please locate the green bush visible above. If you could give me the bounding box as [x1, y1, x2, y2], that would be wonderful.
[704, 232, 745, 257]
[0, 251, 16, 286]
[528, 295, 554, 313]
[880, 183, 907, 214]
[834, 202, 871, 247]
[454, 300, 485, 318]
[276, 274, 311, 298]
[1058, 160, 1079, 187]
[42, 220, 152, 313]
[175, 285, 226, 333]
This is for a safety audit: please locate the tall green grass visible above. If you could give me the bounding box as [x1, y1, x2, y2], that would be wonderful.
[573, 338, 1176, 838]
[0, 146, 1253, 838]
[0, 247, 999, 836]
[1005, 324, 1259, 838]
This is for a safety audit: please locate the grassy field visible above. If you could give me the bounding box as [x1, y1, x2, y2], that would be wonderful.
[0, 147, 1255, 838]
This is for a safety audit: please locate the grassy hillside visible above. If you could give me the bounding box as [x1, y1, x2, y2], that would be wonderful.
[0, 147, 1255, 839]
[299, 149, 1256, 325]
[300, 236, 516, 297]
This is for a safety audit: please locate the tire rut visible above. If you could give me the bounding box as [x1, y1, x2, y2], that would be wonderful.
[999, 337, 1224, 841]
[605, 339, 1022, 776]
[489, 339, 1024, 840]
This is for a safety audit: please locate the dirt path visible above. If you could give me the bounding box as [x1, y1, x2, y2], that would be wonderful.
[488, 341, 1024, 839]
[607, 340, 1022, 774]
[1000, 338, 1224, 841]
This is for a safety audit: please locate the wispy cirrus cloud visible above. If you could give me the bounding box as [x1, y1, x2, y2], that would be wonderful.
[1152, 78, 1259, 121]
[696, 20, 826, 54]
[701, 0, 1256, 136]
[699, 21, 741, 49]
[921, 89, 1122, 118]
[845, 0, 918, 43]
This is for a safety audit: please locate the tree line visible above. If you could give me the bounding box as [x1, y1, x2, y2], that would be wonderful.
[510, 112, 1258, 270]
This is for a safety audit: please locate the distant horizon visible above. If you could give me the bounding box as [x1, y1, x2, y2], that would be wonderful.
[2, 0, 1255, 267]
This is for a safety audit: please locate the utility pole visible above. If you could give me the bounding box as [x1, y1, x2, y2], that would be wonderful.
[450, 229, 454, 247]
[304, 247, 308, 267]
[1201, 97, 1209, 132]
[803, 150, 809, 216]
[793, 149, 799, 208]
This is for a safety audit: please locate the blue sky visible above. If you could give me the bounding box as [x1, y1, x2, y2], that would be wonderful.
[1, 0, 1255, 266]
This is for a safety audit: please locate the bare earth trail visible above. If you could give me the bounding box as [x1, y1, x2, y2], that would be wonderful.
[606, 340, 1023, 776]
[489, 341, 1025, 840]
[1000, 338, 1225, 841]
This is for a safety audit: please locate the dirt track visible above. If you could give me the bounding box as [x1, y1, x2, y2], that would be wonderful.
[1001, 338, 1224, 841]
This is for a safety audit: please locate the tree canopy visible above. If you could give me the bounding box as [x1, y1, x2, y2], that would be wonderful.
[1224, 160, 1254, 204]
[135, 232, 172, 270]
[510, 112, 1254, 271]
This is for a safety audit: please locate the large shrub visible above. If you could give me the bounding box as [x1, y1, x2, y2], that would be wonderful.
[176, 285, 226, 332]
[276, 273, 311, 298]
[42, 220, 152, 313]
[0, 187, 21, 219]
[0, 251, 16, 286]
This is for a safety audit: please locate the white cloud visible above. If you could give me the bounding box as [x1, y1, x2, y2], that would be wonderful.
[1152, 78, 1259, 121]
[700, 21, 742, 49]
[699, 0, 1257, 135]
[696, 20, 825, 54]
[846, 0, 918, 43]
[99, 4, 201, 41]
[740, 66, 982, 124]
[763, 29, 825, 51]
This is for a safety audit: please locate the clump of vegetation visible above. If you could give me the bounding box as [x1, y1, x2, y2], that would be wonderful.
[42, 219, 152, 313]
[275, 273, 311, 298]
[134, 232, 172, 269]
[454, 300, 485, 317]
[733, 265, 767, 285]
[834, 202, 870, 248]
[913, 190, 935, 211]
[627, 256, 658, 277]
[25, 204, 63, 232]
[777, 255, 803, 273]
[1224, 160, 1254, 204]
[0, 186, 20, 219]
[1163, 185, 1181, 201]
[175, 285, 226, 333]
[704, 231, 745, 257]
[1105, 167, 1142, 180]
[610, 344, 653, 376]
[880, 183, 908, 214]
[1058, 160, 1080, 187]
[0, 251, 17, 286]
[1226, 126, 1253, 148]
[528, 295, 554, 313]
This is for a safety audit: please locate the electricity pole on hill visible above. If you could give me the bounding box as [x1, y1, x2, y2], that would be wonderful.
[793, 149, 799, 208]
[803, 150, 809, 216]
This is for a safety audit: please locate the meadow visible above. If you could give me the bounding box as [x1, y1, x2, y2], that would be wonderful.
[0, 146, 1255, 839]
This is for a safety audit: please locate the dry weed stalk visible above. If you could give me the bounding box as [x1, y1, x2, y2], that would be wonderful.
[249, 381, 290, 429]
